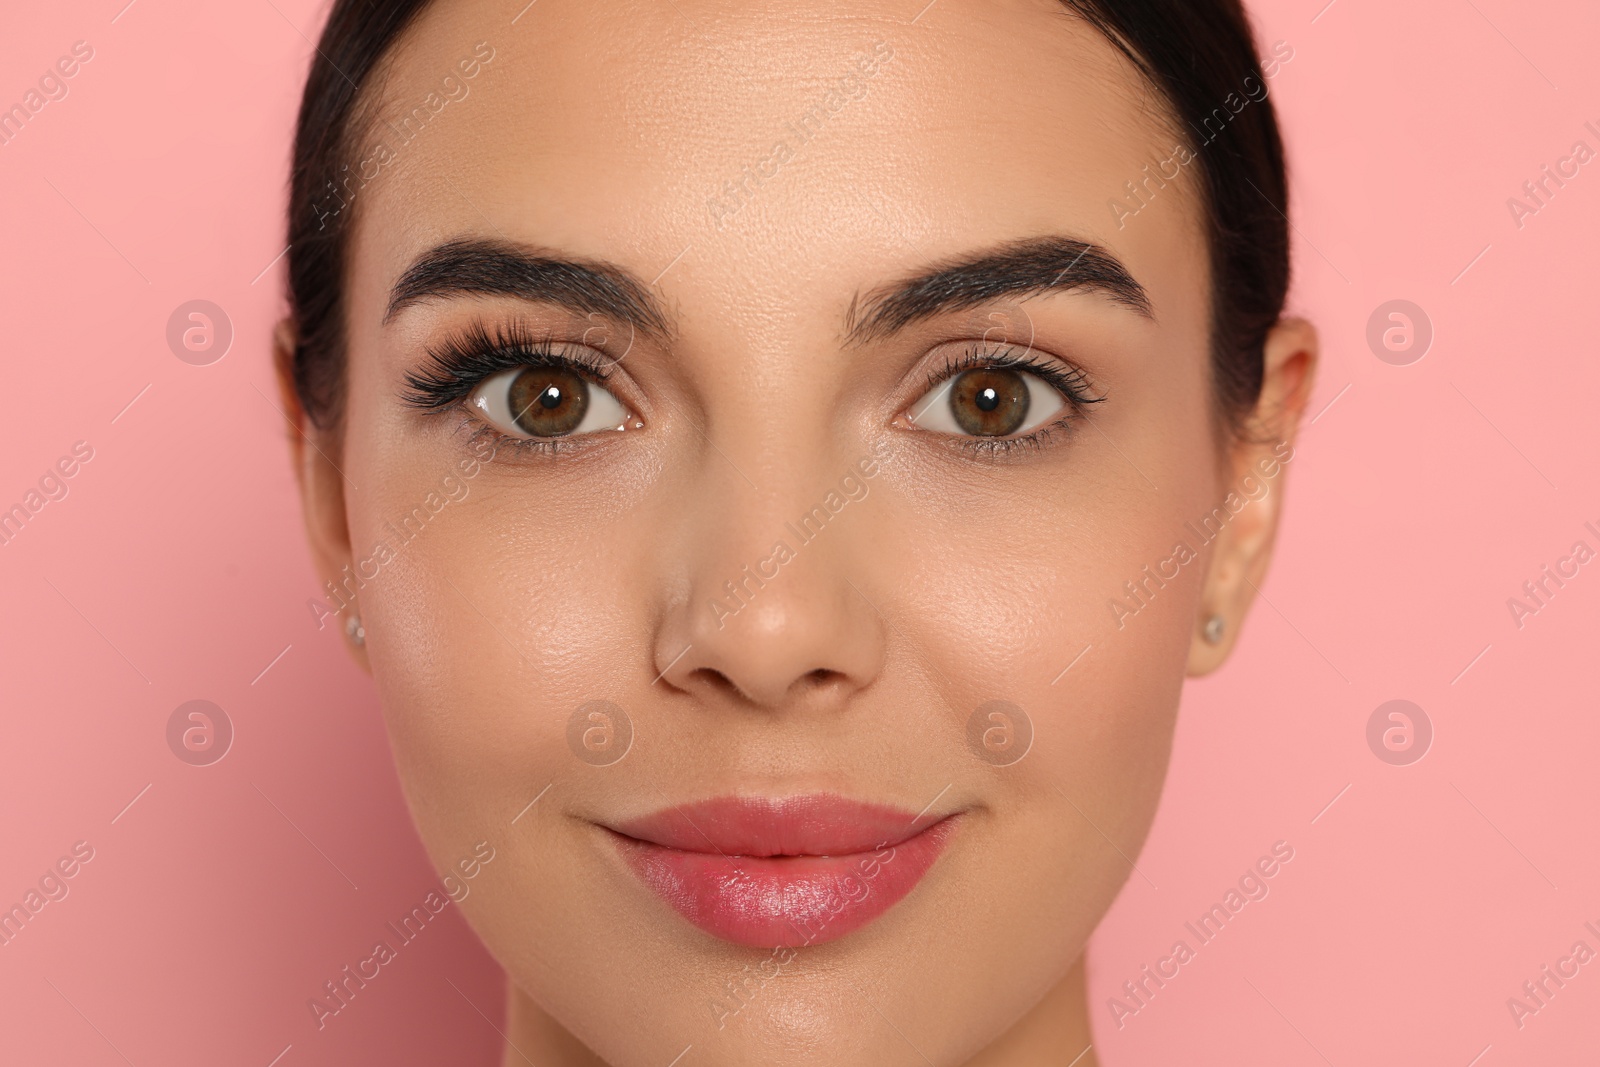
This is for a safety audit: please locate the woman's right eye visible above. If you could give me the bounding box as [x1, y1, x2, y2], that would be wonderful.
[470, 365, 632, 439]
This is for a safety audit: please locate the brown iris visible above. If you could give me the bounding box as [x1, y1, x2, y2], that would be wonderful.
[949, 368, 1030, 436]
[507, 367, 590, 436]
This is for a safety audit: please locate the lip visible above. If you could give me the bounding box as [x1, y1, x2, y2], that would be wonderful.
[607, 794, 959, 948]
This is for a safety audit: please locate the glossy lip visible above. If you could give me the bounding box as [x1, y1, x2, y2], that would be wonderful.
[607, 794, 960, 948]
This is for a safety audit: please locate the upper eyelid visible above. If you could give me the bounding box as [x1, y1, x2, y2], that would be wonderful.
[922, 341, 1102, 399]
[402, 327, 617, 410]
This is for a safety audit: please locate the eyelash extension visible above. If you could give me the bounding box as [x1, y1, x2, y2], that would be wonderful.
[402, 319, 615, 412]
[923, 342, 1107, 457]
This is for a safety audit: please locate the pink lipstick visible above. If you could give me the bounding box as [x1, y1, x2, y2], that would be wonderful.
[608, 794, 957, 947]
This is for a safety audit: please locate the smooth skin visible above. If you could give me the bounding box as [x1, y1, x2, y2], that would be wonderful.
[275, 0, 1316, 1063]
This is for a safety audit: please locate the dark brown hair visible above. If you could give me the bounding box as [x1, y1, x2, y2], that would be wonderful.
[283, 0, 1289, 435]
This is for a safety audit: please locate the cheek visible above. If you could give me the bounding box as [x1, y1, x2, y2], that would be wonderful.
[902, 514, 1191, 812]
[352, 469, 664, 994]
[344, 429, 657, 842]
[862, 427, 1208, 939]
[362, 501, 641, 755]
[871, 436, 1207, 736]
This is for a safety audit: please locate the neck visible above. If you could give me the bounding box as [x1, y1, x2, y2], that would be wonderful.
[502, 953, 1097, 1067]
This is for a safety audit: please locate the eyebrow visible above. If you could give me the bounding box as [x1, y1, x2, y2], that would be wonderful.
[385, 233, 1151, 347]
[384, 237, 673, 341]
[842, 235, 1153, 345]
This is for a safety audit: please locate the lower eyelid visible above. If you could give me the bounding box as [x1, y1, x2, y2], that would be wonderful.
[940, 423, 1068, 459]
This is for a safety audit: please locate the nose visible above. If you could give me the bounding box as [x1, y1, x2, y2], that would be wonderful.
[653, 480, 887, 710]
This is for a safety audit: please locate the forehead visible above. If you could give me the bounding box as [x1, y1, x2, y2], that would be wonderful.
[348, 0, 1203, 330]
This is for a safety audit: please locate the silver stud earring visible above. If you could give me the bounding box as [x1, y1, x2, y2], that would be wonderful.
[1202, 614, 1225, 645]
[345, 614, 366, 648]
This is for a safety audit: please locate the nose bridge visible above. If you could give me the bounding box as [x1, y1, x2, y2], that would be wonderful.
[655, 432, 888, 709]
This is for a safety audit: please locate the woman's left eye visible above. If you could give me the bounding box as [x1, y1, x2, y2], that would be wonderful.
[469, 366, 631, 439]
[907, 366, 1067, 438]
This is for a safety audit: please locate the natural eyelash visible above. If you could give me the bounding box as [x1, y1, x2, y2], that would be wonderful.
[402, 319, 614, 412]
[919, 342, 1106, 456]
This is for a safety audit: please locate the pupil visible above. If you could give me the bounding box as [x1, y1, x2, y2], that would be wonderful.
[976, 388, 1000, 412]
[539, 386, 563, 409]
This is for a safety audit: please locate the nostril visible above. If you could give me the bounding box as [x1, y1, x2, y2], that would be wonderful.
[680, 665, 844, 707]
[686, 667, 742, 698]
[800, 668, 851, 697]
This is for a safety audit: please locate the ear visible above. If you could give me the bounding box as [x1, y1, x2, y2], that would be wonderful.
[273, 318, 369, 672]
[1187, 316, 1318, 675]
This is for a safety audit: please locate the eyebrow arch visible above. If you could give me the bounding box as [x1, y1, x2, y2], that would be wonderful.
[383, 237, 673, 341]
[843, 235, 1153, 346]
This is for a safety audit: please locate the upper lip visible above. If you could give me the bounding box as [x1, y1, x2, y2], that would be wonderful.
[609, 793, 948, 857]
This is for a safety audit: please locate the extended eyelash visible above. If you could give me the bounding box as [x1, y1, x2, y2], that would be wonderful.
[402, 319, 614, 412]
[924, 342, 1106, 456]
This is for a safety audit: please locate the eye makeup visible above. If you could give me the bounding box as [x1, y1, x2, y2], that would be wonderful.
[401, 319, 640, 456]
[402, 319, 619, 411]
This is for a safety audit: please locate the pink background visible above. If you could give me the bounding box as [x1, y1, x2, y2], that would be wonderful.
[2, 0, 1596, 1063]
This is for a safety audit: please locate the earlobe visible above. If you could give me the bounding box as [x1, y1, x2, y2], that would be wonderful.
[1187, 316, 1319, 676]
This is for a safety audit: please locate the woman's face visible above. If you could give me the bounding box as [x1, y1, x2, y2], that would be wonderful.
[291, 0, 1309, 1062]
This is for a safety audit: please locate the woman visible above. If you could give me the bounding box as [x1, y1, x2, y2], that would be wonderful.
[275, 0, 1317, 1062]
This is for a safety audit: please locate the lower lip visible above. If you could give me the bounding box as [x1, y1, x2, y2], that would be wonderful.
[609, 818, 958, 948]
